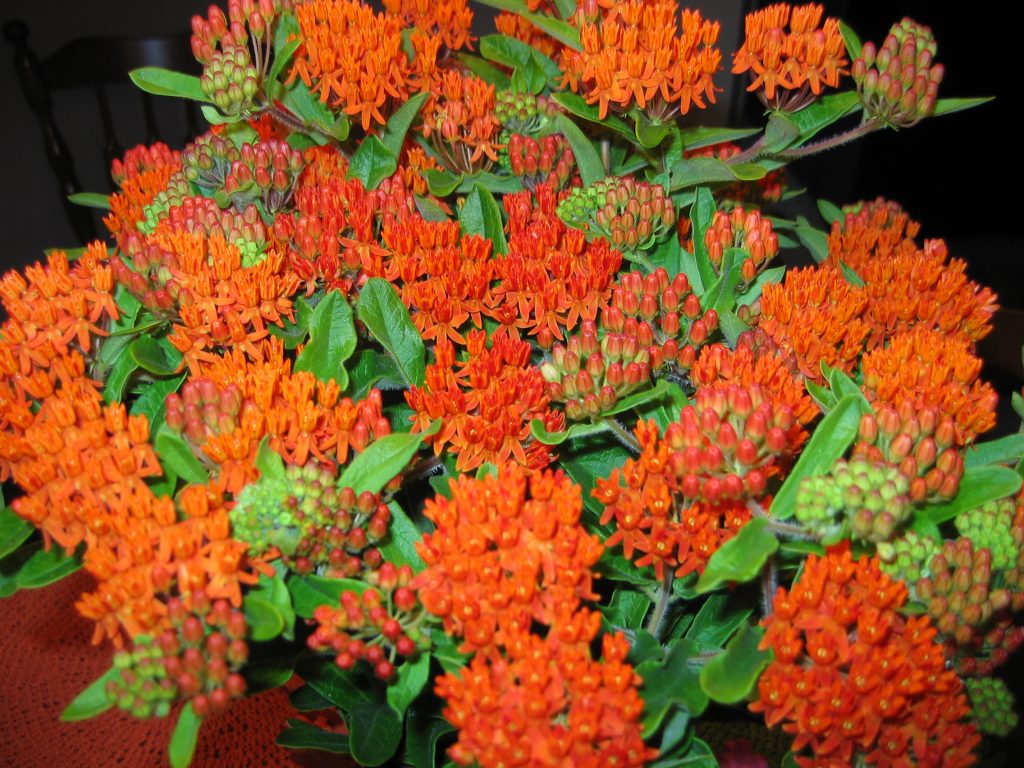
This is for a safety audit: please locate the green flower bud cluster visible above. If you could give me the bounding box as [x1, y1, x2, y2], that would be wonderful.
[540, 319, 651, 421]
[200, 44, 260, 117]
[182, 132, 241, 197]
[106, 594, 248, 719]
[795, 458, 911, 543]
[231, 460, 390, 578]
[223, 139, 305, 214]
[504, 133, 574, 192]
[965, 677, 1018, 737]
[852, 18, 943, 128]
[956, 496, 1020, 570]
[557, 178, 677, 258]
[138, 172, 193, 235]
[494, 90, 559, 135]
[877, 530, 940, 585]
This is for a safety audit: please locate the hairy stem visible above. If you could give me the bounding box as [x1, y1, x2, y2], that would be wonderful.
[772, 118, 883, 161]
[645, 570, 675, 639]
[747, 499, 819, 539]
[605, 417, 642, 453]
[760, 555, 779, 618]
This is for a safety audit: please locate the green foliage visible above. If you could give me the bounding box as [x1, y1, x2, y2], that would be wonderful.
[637, 638, 708, 736]
[695, 519, 779, 594]
[130, 67, 208, 102]
[0, 506, 33, 560]
[168, 702, 202, 768]
[699, 623, 770, 704]
[919, 466, 1022, 525]
[459, 184, 507, 254]
[293, 290, 357, 388]
[357, 279, 426, 388]
[347, 136, 398, 191]
[277, 719, 351, 753]
[60, 667, 118, 722]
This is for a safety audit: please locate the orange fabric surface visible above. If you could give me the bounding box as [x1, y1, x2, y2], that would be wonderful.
[0, 570, 349, 768]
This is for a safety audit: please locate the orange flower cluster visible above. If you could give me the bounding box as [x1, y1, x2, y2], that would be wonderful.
[105, 144, 183, 243]
[497, 184, 623, 346]
[595, 382, 804, 579]
[290, 0, 414, 130]
[422, 72, 501, 174]
[752, 548, 979, 767]
[732, 3, 847, 111]
[186, 342, 395, 494]
[405, 331, 563, 472]
[416, 464, 653, 767]
[564, 0, 722, 120]
[827, 197, 920, 267]
[860, 327, 997, 447]
[414, 464, 603, 651]
[383, 0, 473, 52]
[758, 264, 870, 383]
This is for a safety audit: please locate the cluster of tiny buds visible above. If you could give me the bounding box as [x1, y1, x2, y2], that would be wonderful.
[110, 240, 180, 313]
[506, 134, 574, 191]
[558, 178, 676, 254]
[704, 207, 780, 284]
[182, 133, 241, 194]
[200, 46, 259, 116]
[138, 174, 195, 235]
[493, 91, 559, 134]
[107, 593, 248, 719]
[602, 268, 719, 372]
[224, 139, 305, 213]
[854, 401, 961, 501]
[309, 563, 424, 682]
[166, 378, 245, 445]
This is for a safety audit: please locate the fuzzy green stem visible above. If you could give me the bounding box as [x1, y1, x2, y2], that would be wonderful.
[645, 571, 675, 639]
[604, 417, 642, 453]
[772, 118, 883, 161]
[760, 555, 778, 618]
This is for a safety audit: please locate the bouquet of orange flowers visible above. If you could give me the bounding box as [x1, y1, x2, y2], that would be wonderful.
[2, 1, 1020, 766]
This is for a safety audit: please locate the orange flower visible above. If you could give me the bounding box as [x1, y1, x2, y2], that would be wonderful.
[383, 0, 473, 52]
[422, 71, 501, 174]
[290, 0, 411, 131]
[860, 327, 996, 447]
[758, 264, 870, 382]
[105, 142, 183, 239]
[732, 3, 848, 111]
[564, 0, 721, 120]
[413, 463, 604, 652]
[406, 331, 563, 472]
[827, 197, 920, 270]
[436, 624, 655, 768]
[752, 548, 980, 767]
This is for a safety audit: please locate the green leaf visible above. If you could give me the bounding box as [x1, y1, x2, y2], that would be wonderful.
[268, 12, 301, 98]
[268, 294, 314, 349]
[699, 623, 769, 704]
[523, 11, 582, 51]
[921, 466, 1022, 525]
[348, 348, 407, 399]
[637, 638, 708, 736]
[794, 216, 829, 263]
[601, 589, 651, 630]
[276, 719, 350, 753]
[280, 79, 349, 141]
[817, 198, 844, 225]
[454, 171, 523, 195]
[347, 135, 398, 191]
[244, 641, 303, 693]
[965, 434, 1024, 468]
[129, 335, 182, 376]
[129, 374, 185, 430]
[479, 35, 561, 83]
[288, 574, 369, 619]
[824, 363, 870, 411]
[382, 92, 429, 157]
[102, 349, 140, 403]
[511, 52, 547, 95]
[289, 684, 333, 712]
[529, 418, 609, 446]
[786, 91, 861, 143]
[717, 308, 748, 346]
[403, 710, 454, 768]
[168, 702, 202, 768]
[379, 501, 427, 571]
[685, 186, 717, 295]
[551, 91, 635, 140]
[931, 97, 993, 117]
[772, 395, 867, 519]
[695, 518, 778, 594]
[424, 168, 464, 197]
[357, 278, 426, 387]
[454, 53, 511, 88]
[337, 428, 433, 495]
[459, 184, 507, 254]
[736, 265, 784, 307]
[387, 652, 430, 716]
[67, 192, 111, 210]
[15, 543, 81, 588]
[558, 436, 632, 518]
[554, 112, 605, 185]
[155, 427, 210, 485]
[761, 113, 801, 153]
[60, 667, 117, 722]
[634, 111, 671, 149]
[294, 291, 357, 388]
[299, 658, 376, 709]
[432, 631, 470, 674]
[679, 125, 761, 152]
[838, 19, 862, 59]
[838, 260, 864, 286]
[669, 157, 767, 191]
[0, 507, 34, 560]
[243, 594, 286, 642]
[686, 593, 753, 651]
[349, 699, 403, 766]
[130, 67, 207, 102]
[255, 437, 286, 481]
[806, 378, 838, 413]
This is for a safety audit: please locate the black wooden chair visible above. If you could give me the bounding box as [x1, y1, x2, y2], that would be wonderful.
[4, 20, 201, 242]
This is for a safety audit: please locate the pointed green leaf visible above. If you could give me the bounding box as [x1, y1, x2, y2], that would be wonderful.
[669, 157, 767, 191]
[523, 11, 582, 50]
[288, 574, 369, 619]
[679, 125, 761, 152]
[786, 91, 861, 143]
[155, 426, 210, 485]
[687, 186, 717, 293]
[686, 593, 753, 651]
[280, 79, 348, 141]
[921, 466, 1022, 524]
[696, 518, 778, 594]
[268, 12, 301, 98]
[794, 216, 829, 262]
[736, 265, 785, 307]
[348, 348, 406, 399]
[479, 35, 561, 83]
[130, 67, 207, 102]
[243, 594, 286, 642]
[129, 335, 182, 376]
[403, 709, 454, 768]
[965, 434, 1024, 468]
[529, 419, 609, 446]
[932, 97, 993, 117]
[0, 507, 34, 560]
[772, 395, 867, 519]
[601, 589, 651, 630]
[347, 135, 398, 191]
[454, 53, 511, 88]
[717, 308, 749, 346]
[554, 112, 605, 185]
[276, 719, 350, 753]
[349, 699, 403, 766]
[168, 702, 202, 768]
[289, 684, 333, 712]
[637, 638, 708, 736]
[337, 427, 435, 495]
[357, 278, 426, 387]
[424, 168, 464, 197]
[634, 111, 671, 149]
[838, 19, 862, 59]
[379, 500, 427, 571]
[699, 623, 769, 704]
[387, 652, 430, 716]
[459, 184, 507, 254]
[129, 373, 185, 430]
[61, 667, 118, 722]
[255, 437, 286, 481]
[67, 192, 111, 210]
[511, 52, 547, 95]
[382, 92, 429, 157]
[14, 542, 81, 588]
[761, 113, 801, 153]
[817, 198, 844, 225]
[294, 290, 357, 388]
[551, 91, 635, 139]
